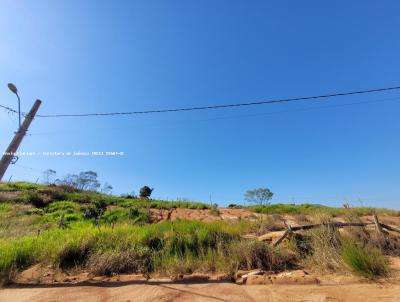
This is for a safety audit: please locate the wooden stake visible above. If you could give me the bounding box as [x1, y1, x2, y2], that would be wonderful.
[373, 214, 384, 236]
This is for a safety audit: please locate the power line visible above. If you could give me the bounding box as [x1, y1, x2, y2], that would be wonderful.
[14, 163, 43, 174]
[34, 85, 400, 118]
[25, 95, 400, 136]
[0, 104, 19, 114]
[2, 85, 400, 118]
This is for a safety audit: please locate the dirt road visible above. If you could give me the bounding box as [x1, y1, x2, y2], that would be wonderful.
[1, 281, 400, 302]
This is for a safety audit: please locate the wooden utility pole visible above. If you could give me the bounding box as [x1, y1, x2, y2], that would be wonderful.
[0, 100, 41, 181]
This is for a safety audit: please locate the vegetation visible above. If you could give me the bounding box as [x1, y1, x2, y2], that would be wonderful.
[250, 203, 400, 216]
[341, 240, 389, 278]
[244, 187, 274, 206]
[0, 181, 398, 283]
[139, 186, 153, 199]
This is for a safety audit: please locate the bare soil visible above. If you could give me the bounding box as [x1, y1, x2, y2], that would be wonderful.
[2, 280, 400, 302]
[2, 257, 400, 302]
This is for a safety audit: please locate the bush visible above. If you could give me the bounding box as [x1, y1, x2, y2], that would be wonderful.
[129, 207, 151, 224]
[230, 240, 294, 271]
[26, 192, 47, 208]
[38, 188, 67, 202]
[139, 186, 153, 199]
[303, 226, 343, 273]
[82, 200, 107, 220]
[87, 246, 152, 276]
[341, 240, 389, 279]
[58, 239, 94, 269]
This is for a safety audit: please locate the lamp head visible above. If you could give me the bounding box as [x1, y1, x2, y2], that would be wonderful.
[7, 83, 18, 94]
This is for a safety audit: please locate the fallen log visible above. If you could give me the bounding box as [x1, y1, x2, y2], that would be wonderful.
[258, 222, 375, 245]
[380, 223, 400, 234]
[272, 229, 290, 247]
[253, 219, 400, 246]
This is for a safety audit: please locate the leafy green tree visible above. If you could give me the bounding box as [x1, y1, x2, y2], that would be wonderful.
[245, 188, 273, 206]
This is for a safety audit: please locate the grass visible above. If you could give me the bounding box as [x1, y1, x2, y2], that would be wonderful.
[341, 240, 389, 278]
[301, 226, 344, 273]
[1, 219, 292, 281]
[250, 203, 400, 216]
[0, 181, 398, 282]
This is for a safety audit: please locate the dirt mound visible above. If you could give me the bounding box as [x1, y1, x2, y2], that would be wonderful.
[150, 208, 257, 223]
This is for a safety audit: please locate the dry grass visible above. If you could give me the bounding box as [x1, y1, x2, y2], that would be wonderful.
[302, 226, 344, 273]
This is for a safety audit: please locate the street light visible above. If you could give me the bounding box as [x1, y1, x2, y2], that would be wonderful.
[7, 83, 21, 129]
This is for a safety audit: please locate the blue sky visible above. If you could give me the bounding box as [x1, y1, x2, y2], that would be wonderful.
[1, 1, 400, 208]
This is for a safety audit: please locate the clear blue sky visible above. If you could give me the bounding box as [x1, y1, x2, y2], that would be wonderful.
[1, 1, 400, 208]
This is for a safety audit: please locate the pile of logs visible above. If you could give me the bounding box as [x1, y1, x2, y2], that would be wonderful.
[248, 215, 400, 247]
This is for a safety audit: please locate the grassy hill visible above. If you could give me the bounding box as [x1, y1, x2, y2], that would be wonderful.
[1, 181, 399, 284]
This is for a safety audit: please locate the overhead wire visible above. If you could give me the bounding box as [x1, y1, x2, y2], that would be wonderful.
[30, 85, 400, 118]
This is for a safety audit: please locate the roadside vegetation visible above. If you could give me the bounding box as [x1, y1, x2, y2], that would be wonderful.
[0, 181, 398, 284]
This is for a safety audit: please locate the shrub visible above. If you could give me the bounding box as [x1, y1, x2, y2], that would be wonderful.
[87, 246, 152, 276]
[129, 207, 151, 224]
[139, 186, 153, 199]
[303, 226, 343, 273]
[341, 240, 389, 279]
[209, 206, 220, 216]
[38, 188, 67, 202]
[230, 240, 294, 271]
[82, 200, 107, 220]
[26, 192, 46, 208]
[58, 239, 94, 269]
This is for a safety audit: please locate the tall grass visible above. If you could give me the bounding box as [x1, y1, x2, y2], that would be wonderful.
[341, 240, 389, 279]
[0, 221, 247, 278]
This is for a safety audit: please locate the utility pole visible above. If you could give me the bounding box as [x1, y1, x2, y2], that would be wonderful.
[0, 100, 41, 181]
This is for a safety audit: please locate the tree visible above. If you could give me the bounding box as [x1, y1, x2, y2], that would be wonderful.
[57, 171, 100, 191]
[101, 182, 113, 195]
[139, 186, 153, 199]
[245, 188, 273, 206]
[43, 169, 57, 184]
[76, 171, 100, 191]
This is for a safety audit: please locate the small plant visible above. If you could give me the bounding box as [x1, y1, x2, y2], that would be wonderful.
[209, 205, 220, 216]
[341, 240, 389, 279]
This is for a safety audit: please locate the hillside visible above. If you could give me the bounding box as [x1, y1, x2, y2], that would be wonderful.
[1, 181, 400, 290]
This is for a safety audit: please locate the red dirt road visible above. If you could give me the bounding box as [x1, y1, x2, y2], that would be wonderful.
[1, 281, 400, 302]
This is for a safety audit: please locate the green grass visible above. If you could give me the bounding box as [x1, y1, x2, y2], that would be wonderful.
[0, 181, 398, 282]
[250, 203, 400, 216]
[0, 220, 275, 280]
[341, 240, 389, 279]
